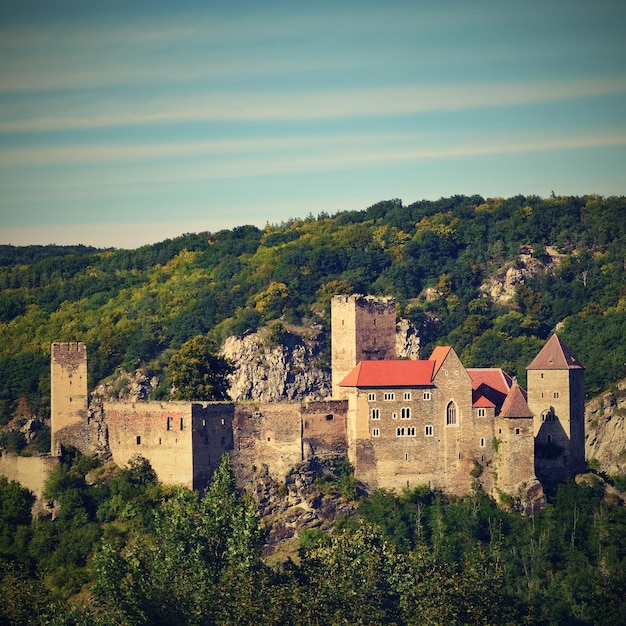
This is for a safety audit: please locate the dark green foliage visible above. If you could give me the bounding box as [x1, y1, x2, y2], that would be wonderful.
[0, 194, 625, 418]
[0, 430, 27, 453]
[1, 449, 626, 624]
[167, 335, 233, 400]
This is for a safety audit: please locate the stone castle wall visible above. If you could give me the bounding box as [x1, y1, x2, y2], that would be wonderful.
[0, 454, 59, 501]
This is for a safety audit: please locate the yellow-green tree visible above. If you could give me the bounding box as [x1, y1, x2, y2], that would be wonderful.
[168, 335, 232, 400]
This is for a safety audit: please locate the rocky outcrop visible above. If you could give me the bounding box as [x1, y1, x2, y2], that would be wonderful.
[91, 369, 160, 404]
[480, 246, 562, 305]
[222, 318, 421, 403]
[586, 380, 626, 475]
[396, 318, 421, 360]
[221, 329, 330, 403]
[245, 458, 358, 560]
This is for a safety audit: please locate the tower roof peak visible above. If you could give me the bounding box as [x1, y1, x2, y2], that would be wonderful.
[527, 334, 584, 370]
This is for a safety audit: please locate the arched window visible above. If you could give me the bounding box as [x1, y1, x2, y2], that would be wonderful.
[446, 401, 457, 426]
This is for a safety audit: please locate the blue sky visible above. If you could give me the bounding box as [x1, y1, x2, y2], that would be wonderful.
[1, 0, 625, 249]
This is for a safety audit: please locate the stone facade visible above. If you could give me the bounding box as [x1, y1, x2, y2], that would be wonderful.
[50, 342, 88, 453]
[40, 294, 584, 501]
[527, 334, 586, 488]
[331, 294, 396, 398]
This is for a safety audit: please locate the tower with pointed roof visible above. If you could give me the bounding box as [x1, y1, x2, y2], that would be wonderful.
[527, 334, 585, 488]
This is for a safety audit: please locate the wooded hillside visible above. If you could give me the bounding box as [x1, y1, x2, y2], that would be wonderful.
[1, 194, 625, 422]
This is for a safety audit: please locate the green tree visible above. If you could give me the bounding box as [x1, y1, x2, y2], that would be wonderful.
[167, 335, 233, 400]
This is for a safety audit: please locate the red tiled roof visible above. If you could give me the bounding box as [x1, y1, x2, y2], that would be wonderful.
[430, 346, 451, 377]
[339, 360, 435, 388]
[468, 368, 513, 395]
[527, 334, 584, 370]
[499, 380, 533, 418]
[468, 368, 513, 412]
[473, 394, 496, 408]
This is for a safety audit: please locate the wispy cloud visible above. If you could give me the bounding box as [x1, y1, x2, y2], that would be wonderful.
[2, 76, 625, 133]
[3, 129, 625, 191]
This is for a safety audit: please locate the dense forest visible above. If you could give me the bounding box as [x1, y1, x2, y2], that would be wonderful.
[1, 451, 625, 625]
[1, 194, 625, 425]
[1, 194, 626, 624]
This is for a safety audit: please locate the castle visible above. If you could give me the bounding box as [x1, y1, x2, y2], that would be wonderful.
[46, 294, 585, 502]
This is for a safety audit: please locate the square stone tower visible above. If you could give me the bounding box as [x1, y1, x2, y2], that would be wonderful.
[526, 334, 585, 488]
[51, 342, 88, 454]
[331, 295, 397, 398]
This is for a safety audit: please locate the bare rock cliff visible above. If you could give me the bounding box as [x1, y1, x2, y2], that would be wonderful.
[221, 319, 421, 403]
[221, 330, 330, 402]
[480, 246, 562, 305]
[586, 379, 626, 474]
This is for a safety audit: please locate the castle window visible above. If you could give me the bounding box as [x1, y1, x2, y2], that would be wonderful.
[396, 427, 405, 437]
[515, 428, 520, 435]
[458, 452, 462, 460]
[546, 434, 553, 443]
[446, 402, 457, 426]
[407, 427, 415, 436]
[326, 414, 334, 421]
[405, 453, 409, 461]
[372, 428, 380, 437]
[404, 392, 412, 401]
[554, 392, 559, 399]
[370, 408, 381, 420]
[167, 417, 173, 431]
[159, 438, 162, 445]
[136, 436, 141, 445]
[425, 425, 434, 436]
[368, 392, 376, 401]
[480, 438, 485, 447]
[180, 418, 184, 430]
[401, 407, 411, 419]
[477, 408, 486, 417]
[423, 391, 431, 401]
[392, 412, 398, 419]
[384, 392, 395, 401]
[202, 419, 206, 427]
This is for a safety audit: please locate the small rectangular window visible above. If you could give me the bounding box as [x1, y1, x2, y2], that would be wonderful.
[477, 408, 486, 417]
[372, 428, 380, 437]
[408, 427, 415, 436]
[136, 436, 141, 445]
[425, 425, 434, 436]
[403, 392, 411, 401]
[423, 391, 431, 401]
[167, 417, 172, 431]
[384, 392, 395, 401]
[370, 408, 381, 420]
[401, 407, 411, 419]
[480, 437, 485, 447]
[554, 392, 559, 399]
[180, 418, 184, 430]
[515, 428, 520, 435]
[368, 392, 376, 401]
[396, 427, 405, 437]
